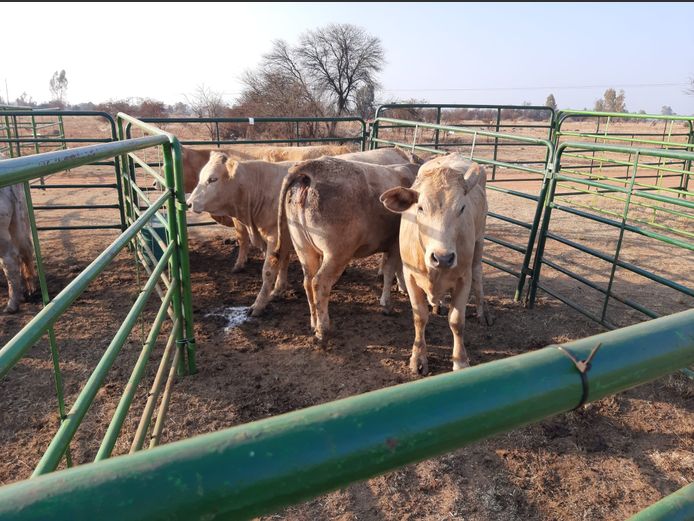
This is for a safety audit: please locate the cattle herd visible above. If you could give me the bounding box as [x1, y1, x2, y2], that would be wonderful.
[0, 143, 491, 375]
[185, 143, 491, 374]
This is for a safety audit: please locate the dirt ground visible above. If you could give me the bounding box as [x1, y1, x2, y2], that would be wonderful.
[0, 116, 692, 520]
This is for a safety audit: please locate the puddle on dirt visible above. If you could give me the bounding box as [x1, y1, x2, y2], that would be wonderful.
[205, 306, 250, 331]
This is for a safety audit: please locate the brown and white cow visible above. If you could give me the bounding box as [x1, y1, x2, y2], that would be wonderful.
[0, 182, 37, 313]
[275, 156, 417, 343]
[380, 153, 491, 375]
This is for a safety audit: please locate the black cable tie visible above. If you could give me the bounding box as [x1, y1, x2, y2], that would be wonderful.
[556, 342, 602, 410]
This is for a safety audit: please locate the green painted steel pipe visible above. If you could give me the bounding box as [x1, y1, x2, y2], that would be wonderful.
[95, 281, 178, 461]
[0, 136, 167, 187]
[32, 243, 175, 476]
[0, 192, 170, 380]
[628, 482, 694, 521]
[0, 309, 692, 520]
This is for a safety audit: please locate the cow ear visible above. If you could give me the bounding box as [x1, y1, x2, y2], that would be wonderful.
[462, 163, 485, 193]
[380, 187, 419, 213]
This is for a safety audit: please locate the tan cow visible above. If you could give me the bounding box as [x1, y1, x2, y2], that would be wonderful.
[186, 154, 295, 316]
[227, 144, 351, 162]
[0, 183, 37, 313]
[180, 147, 262, 272]
[380, 153, 491, 375]
[180, 145, 354, 272]
[275, 157, 417, 343]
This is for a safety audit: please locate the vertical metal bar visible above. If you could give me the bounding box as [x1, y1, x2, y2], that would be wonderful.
[29, 116, 46, 188]
[370, 119, 379, 150]
[163, 140, 196, 374]
[148, 346, 182, 448]
[599, 152, 641, 323]
[215, 122, 220, 148]
[491, 108, 501, 180]
[527, 155, 561, 307]
[12, 115, 21, 157]
[21, 181, 72, 468]
[57, 115, 67, 151]
[515, 150, 554, 301]
[434, 107, 441, 150]
[295, 121, 300, 147]
[3, 114, 14, 158]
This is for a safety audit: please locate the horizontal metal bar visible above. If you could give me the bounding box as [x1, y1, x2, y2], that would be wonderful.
[0, 136, 168, 187]
[481, 258, 521, 278]
[484, 235, 527, 254]
[0, 192, 169, 380]
[0, 308, 691, 520]
[545, 231, 694, 297]
[487, 211, 533, 230]
[533, 280, 614, 328]
[0, 138, 112, 144]
[558, 131, 694, 149]
[33, 243, 175, 476]
[627, 481, 694, 520]
[178, 137, 361, 146]
[540, 258, 659, 319]
[558, 141, 694, 164]
[33, 204, 120, 210]
[141, 116, 365, 124]
[376, 117, 555, 147]
[550, 202, 694, 251]
[36, 224, 122, 231]
[30, 184, 119, 189]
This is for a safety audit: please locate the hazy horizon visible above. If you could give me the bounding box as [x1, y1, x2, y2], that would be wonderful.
[3, 2, 693, 114]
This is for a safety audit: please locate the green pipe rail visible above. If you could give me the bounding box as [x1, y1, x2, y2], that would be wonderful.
[374, 103, 554, 178]
[627, 482, 694, 521]
[0, 120, 196, 478]
[138, 115, 368, 150]
[370, 116, 554, 300]
[525, 141, 694, 330]
[554, 110, 694, 192]
[0, 110, 126, 232]
[0, 308, 691, 520]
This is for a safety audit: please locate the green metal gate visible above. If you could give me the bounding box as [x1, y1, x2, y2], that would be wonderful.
[0, 114, 195, 477]
[370, 115, 554, 300]
[0, 110, 126, 232]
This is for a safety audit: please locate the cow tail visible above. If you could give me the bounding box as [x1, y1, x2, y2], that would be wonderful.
[272, 169, 309, 260]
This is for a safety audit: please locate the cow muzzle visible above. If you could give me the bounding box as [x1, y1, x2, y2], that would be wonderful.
[429, 250, 457, 269]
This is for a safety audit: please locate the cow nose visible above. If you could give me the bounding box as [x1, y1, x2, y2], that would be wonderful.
[431, 251, 456, 268]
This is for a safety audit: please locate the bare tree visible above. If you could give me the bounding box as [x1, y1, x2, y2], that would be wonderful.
[687, 77, 694, 95]
[49, 70, 68, 105]
[185, 85, 227, 140]
[661, 105, 675, 116]
[239, 23, 384, 135]
[545, 94, 557, 111]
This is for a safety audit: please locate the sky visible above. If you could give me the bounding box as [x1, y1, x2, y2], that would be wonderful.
[3, 2, 694, 114]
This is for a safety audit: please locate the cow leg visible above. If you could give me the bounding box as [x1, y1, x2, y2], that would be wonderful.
[270, 247, 290, 299]
[450, 275, 473, 371]
[249, 238, 281, 317]
[231, 219, 250, 273]
[405, 276, 430, 375]
[471, 238, 493, 326]
[379, 246, 400, 313]
[299, 251, 321, 332]
[395, 264, 407, 295]
[0, 232, 22, 313]
[377, 253, 385, 276]
[312, 254, 348, 343]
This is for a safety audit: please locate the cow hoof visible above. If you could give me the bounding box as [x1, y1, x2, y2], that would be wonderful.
[4, 304, 19, 314]
[452, 359, 470, 371]
[397, 285, 407, 295]
[409, 357, 428, 376]
[231, 264, 246, 274]
[482, 312, 495, 327]
[380, 304, 395, 316]
[247, 305, 264, 317]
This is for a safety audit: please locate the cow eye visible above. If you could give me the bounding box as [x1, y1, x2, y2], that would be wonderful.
[459, 204, 466, 215]
[208, 177, 218, 184]
[417, 205, 423, 213]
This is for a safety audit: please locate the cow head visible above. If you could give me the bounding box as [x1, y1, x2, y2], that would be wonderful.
[380, 159, 485, 271]
[186, 151, 233, 214]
